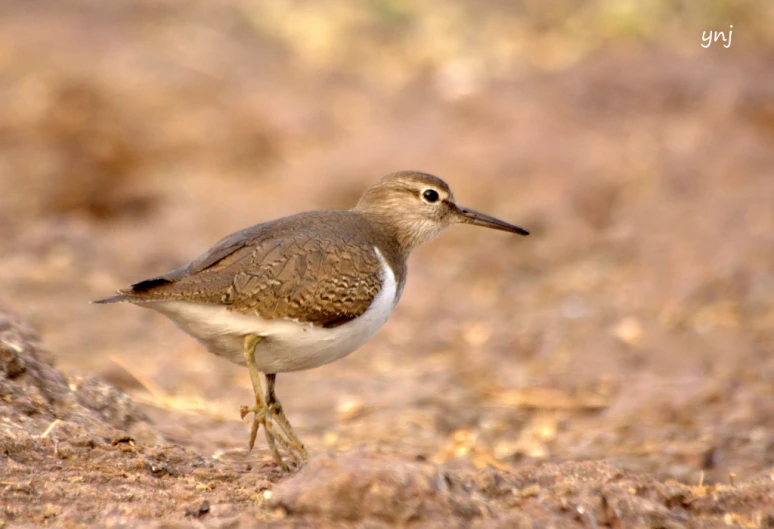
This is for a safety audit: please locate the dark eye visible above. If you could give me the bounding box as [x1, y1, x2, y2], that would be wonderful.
[422, 189, 439, 203]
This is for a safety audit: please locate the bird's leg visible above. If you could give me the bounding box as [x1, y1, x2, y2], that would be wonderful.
[265, 373, 310, 463]
[239, 334, 265, 450]
[238, 334, 288, 471]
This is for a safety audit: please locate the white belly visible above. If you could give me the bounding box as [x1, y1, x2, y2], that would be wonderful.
[138, 250, 398, 373]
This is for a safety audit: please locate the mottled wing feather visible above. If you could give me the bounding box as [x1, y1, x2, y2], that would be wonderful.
[123, 229, 383, 328]
[127, 226, 261, 290]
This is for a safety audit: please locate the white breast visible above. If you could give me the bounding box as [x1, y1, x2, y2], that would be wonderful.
[142, 247, 398, 373]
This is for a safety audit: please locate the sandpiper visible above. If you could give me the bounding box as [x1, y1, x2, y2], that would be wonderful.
[95, 171, 528, 471]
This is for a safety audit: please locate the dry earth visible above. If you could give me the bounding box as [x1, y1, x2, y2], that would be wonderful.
[2, 1, 774, 527]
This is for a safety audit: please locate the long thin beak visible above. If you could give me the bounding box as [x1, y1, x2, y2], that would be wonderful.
[455, 205, 529, 236]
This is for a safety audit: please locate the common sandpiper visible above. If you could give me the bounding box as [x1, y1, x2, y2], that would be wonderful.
[95, 171, 529, 471]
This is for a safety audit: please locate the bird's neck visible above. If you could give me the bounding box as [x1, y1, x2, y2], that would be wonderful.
[355, 209, 427, 257]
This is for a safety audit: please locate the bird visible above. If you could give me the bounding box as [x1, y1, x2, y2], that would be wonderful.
[94, 171, 528, 471]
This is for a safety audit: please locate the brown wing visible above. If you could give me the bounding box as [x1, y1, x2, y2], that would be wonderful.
[106, 222, 384, 328]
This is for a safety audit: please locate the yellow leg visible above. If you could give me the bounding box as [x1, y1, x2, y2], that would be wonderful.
[239, 334, 287, 471]
[266, 374, 310, 462]
[239, 334, 309, 471]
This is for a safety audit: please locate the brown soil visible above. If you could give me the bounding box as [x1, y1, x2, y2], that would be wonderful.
[2, 2, 774, 527]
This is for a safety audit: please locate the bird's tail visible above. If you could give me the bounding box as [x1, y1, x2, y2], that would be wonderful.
[91, 294, 132, 304]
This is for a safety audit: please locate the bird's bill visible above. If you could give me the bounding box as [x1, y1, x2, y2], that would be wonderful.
[455, 205, 529, 236]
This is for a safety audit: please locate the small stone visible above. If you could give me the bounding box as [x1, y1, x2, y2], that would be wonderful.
[461, 322, 492, 347]
[323, 430, 339, 448]
[612, 317, 643, 346]
[335, 396, 365, 421]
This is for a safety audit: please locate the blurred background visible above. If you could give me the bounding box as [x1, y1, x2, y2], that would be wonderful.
[1, 0, 773, 484]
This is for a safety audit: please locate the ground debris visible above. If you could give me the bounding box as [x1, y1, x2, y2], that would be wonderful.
[270, 451, 489, 525]
[184, 500, 211, 518]
[0, 302, 153, 456]
[2, 300, 774, 527]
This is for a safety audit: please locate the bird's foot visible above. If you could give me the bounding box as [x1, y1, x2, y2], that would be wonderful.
[266, 397, 310, 463]
[239, 401, 307, 471]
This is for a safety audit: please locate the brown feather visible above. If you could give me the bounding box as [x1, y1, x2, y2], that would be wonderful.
[113, 210, 406, 327]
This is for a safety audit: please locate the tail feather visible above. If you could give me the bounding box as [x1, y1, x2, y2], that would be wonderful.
[129, 277, 172, 292]
[91, 294, 132, 304]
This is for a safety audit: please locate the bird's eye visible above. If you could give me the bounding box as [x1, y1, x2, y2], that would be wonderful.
[422, 189, 440, 203]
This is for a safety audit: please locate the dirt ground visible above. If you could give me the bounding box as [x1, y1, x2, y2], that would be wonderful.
[2, 1, 774, 527]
